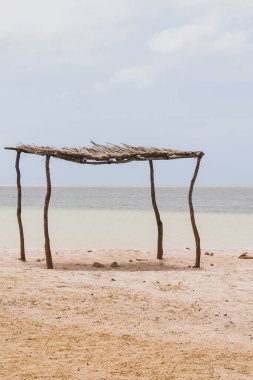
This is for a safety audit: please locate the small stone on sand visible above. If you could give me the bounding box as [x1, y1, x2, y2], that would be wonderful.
[92, 262, 105, 268]
[111, 262, 119, 268]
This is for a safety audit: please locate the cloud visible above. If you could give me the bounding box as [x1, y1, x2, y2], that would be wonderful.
[111, 65, 157, 88]
[0, 0, 134, 40]
[176, 0, 253, 7]
[149, 14, 252, 55]
[110, 8, 253, 88]
[1, 0, 253, 87]
[92, 82, 106, 94]
[59, 90, 72, 100]
[0, 0, 135, 67]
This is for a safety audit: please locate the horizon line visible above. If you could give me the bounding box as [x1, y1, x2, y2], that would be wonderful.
[0, 184, 253, 188]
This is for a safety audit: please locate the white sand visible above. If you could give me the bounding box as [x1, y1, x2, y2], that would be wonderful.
[0, 248, 253, 379]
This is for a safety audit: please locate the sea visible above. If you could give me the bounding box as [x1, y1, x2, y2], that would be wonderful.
[0, 186, 253, 250]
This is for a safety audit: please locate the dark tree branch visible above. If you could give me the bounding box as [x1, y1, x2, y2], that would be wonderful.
[188, 157, 202, 268]
[15, 151, 25, 261]
[44, 155, 53, 269]
[149, 160, 163, 259]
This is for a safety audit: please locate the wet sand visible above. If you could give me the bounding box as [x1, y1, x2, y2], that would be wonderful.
[0, 248, 253, 379]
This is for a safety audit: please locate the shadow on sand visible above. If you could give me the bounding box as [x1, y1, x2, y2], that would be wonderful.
[26, 259, 202, 272]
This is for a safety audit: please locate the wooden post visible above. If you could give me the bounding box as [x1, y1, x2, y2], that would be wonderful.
[188, 156, 202, 268]
[15, 151, 26, 261]
[44, 155, 53, 269]
[149, 160, 163, 259]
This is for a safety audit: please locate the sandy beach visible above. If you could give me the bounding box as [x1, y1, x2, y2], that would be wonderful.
[1, 0, 253, 378]
[0, 248, 252, 379]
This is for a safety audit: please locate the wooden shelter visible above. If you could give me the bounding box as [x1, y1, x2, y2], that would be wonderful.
[5, 143, 204, 269]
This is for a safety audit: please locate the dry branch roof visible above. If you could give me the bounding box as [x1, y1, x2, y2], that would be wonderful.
[5, 143, 204, 165]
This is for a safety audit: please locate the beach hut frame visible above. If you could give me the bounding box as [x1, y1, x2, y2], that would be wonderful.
[5, 143, 204, 269]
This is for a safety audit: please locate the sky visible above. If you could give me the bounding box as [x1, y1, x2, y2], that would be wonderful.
[0, 0, 253, 186]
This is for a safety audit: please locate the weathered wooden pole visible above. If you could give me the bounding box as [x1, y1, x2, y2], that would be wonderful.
[15, 151, 26, 261]
[188, 156, 202, 268]
[149, 160, 163, 259]
[44, 155, 53, 269]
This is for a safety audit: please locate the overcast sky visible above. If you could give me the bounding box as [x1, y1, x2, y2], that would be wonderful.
[0, 0, 252, 185]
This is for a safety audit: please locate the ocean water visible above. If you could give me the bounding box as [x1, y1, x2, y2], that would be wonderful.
[1, 186, 253, 213]
[0, 186, 253, 250]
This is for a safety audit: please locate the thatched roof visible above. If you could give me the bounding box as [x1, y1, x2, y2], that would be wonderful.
[5, 142, 204, 165]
